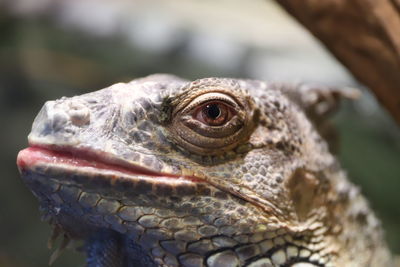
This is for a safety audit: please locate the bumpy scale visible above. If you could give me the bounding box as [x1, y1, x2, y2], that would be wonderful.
[17, 74, 393, 266]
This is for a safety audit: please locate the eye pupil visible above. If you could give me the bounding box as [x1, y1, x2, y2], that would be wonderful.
[205, 104, 221, 119]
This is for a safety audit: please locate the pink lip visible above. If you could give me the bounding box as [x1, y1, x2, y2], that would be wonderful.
[17, 146, 200, 182]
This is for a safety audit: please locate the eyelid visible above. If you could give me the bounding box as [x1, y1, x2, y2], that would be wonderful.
[182, 92, 238, 114]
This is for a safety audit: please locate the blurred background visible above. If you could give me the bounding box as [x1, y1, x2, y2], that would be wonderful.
[0, 0, 399, 266]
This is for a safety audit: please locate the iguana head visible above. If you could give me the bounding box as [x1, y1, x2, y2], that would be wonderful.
[17, 74, 390, 266]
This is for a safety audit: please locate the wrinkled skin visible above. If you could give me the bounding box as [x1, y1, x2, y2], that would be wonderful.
[17, 74, 392, 266]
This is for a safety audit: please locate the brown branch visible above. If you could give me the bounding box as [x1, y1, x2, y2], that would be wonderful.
[275, 0, 400, 125]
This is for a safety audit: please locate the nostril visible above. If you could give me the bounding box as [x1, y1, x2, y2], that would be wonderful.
[68, 101, 90, 126]
[51, 111, 69, 131]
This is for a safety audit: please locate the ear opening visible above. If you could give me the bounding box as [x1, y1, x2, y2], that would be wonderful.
[286, 168, 327, 222]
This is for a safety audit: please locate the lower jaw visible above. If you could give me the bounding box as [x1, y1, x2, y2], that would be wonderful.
[20, 170, 332, 267]
[19, 166, 217, 237]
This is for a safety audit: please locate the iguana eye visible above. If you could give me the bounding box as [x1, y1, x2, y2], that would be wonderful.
[193, 101, 236, 126]
[167, 88, 256, 156]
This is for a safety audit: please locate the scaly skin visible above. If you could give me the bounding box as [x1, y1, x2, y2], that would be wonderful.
[17, 74, 392, 266]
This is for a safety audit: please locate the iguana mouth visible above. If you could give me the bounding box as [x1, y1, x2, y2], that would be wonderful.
[16, 146, 282, 216]
[17, 146, 201, 184]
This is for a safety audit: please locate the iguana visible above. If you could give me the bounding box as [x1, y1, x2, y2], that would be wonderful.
[17, 74, 393, 266]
